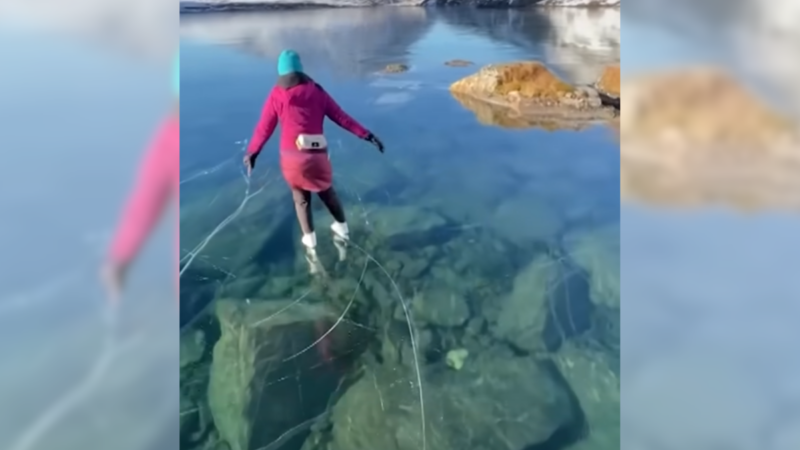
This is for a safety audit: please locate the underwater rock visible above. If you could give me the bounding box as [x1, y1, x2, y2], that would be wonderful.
[490, 194, 562, 244]
[596, 64, 620, 97]
[555, 342, 619, 450]
[370, 205, 448, 239]
[381, 63, 410, 73]
[445, 348, 469, 370]
[450, 61, 617, 128]
[328, 352, 575, 450]
[491, 254, 560, 352]
[180, 329, 207, 368]
[564, 224, 620, 309]
[445, 59, 474, 67]
[207, 298, 349, 450]
[411, 284, 471, 327]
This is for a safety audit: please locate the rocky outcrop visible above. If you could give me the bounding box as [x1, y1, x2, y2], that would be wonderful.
[449, 61, 617, 129]
[596, 64, 619, 97]
[621, 67, 800, 210]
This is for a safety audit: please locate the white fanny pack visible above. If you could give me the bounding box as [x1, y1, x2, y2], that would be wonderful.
[295, 134, 328, 151]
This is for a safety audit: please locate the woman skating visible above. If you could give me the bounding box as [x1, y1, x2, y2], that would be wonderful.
[244, 50, 384, 271]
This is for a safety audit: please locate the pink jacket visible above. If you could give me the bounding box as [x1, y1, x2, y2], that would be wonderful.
[246, 76, 370, 156]
[109, 114, 179, 273]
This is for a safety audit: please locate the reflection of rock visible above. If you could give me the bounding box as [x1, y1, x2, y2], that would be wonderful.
[621, 67, 800, 210]
[329, 353, 576, 450]
[621, 156, 800, 210]
[451, 90, 594, 131]
[555, 342, 619, 450]
[596, 64, 620, 97]
[179, 8, 432, 77]
[450, 62, 616, 130]
[208, 298, 349, 450]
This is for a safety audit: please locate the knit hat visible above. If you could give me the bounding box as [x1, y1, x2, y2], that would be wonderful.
[172, 50, 180, 97]
[277, 50, 303, 76]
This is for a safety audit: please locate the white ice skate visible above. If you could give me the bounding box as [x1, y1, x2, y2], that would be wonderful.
[301, 232, 324, 275]
[331, 221, 349, 261]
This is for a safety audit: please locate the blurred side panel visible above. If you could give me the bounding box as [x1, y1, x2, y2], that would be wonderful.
[0, 3, 179, 450]
[622, 1, 800, 450]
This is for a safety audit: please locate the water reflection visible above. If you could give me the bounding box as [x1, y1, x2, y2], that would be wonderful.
[180, 8, 619, 450]
[180, 7, 620, 83]
[180, 8, 432, 76]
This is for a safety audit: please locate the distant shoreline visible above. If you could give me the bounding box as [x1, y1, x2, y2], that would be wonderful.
[180, 2, 621, 13]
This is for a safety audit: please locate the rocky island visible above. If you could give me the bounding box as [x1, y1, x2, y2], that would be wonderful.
[621, 67, 800, 210]
[449, 61, 619, 130]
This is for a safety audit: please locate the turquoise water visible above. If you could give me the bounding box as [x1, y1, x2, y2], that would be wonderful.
[179, 8, 620, 450]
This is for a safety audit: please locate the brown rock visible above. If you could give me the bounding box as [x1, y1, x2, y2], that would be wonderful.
[596, 64, 620, 97]
[381, 63, 409, 74]
[449, 61, 616, 129]
[621, 66, 800, 211]
[622, 67, 798, 150]
[450, 61, 576, 102]
[445, 59, 474, 67]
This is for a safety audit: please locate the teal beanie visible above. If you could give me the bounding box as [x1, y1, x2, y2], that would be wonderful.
[172, 51, 180, 97]
[277, 50, 303, 76]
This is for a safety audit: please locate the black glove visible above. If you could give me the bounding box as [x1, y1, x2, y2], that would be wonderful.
[365, 133, 385, 153]
[243, 152, 258, 176]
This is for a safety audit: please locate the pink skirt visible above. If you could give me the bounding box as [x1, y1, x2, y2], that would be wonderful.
[279, 149, 333, 192]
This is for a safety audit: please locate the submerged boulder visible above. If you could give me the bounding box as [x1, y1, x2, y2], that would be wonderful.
[410, 283, 471, 327]
[449, 61, 616, 128]
[555, 342, 620, 450]
[328, 352, 575, 450]
[490, 254, 560, 352]
[564, 224, 620, 309]
[207, 298, 352, 450]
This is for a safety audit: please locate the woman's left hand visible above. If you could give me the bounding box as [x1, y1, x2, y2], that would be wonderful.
[243, 153, 258, 176]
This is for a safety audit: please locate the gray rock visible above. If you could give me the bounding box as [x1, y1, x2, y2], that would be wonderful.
[328, 353, 575, 450]
[564, 223, 620, 309]
[492, 254, 560, 351]
[554, 342, 619, 450]
[411, 286, 471, 327]
[207, 298, 349, 450]
[180, 329, 206, 368]
[370, 205, 447, 238]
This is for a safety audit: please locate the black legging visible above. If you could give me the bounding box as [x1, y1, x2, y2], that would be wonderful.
[291, 186, 346, 235]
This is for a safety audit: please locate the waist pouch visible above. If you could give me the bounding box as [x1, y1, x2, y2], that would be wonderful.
[295, 134, 328, 151]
